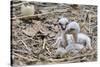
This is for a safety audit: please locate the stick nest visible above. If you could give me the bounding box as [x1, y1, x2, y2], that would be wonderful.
[11, 0, 97, 66]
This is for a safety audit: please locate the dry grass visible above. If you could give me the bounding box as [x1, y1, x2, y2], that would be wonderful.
[11, 0, 97, 66]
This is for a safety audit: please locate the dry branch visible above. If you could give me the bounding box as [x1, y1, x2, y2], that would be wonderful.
[42, 38, 46, 49]
[46, 46, 52, 56]
[11, 9, 68, 20]
[13, 49, 29, 54]
[14, 53, 38, 62]
[20, 40, 31, 52]
[48, 50, 96, 62]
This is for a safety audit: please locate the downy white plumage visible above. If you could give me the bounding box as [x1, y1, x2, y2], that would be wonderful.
[54, 17, 92, 56]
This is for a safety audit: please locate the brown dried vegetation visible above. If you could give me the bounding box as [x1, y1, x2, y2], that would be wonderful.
[11, 0, 97, 66]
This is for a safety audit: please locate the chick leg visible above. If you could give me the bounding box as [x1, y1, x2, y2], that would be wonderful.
[70, 29, 77, 43]
[52, 37, 61, 48]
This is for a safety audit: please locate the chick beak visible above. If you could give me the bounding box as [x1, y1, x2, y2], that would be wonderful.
[61, 25, 66, 30]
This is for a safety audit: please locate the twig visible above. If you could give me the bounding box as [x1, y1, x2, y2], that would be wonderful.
[84, 25, 89, 32]
[42, 38, 46, 49]
[11, 9, 68, 20]
[12, 1, 29, 7]
[13, 49, 29, 54]
[20, 40, 31, 52]
[67, 59, 81, 63]
[48, 50, 96, 62]
[46, 46, 52, 56]
[88, 14, 92, 33]
[67, 57, 88, 63]
[14, 53, 38, 62]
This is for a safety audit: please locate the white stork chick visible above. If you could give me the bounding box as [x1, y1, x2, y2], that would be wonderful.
[54, 33, 92, 57]
[58, 17, 69, 30]
[53, 17, 80, 48]
[55, 34, 83, 57]
[58, 17, 80, 32]
[77, 33, 92, 50]
[58, 17, 80, 43]
[21, 4, 35, 16]
[58, 17, 92, 50]
[66, 21, 80, 33]
[66, 34, 84, 50]
[54, 17, 92, 56]
[65, 33, 92, 53]
[55, 33, 92, 56]
[55, 47, 67, 57]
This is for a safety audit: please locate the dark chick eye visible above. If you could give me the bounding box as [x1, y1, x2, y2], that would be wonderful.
[66, 23, 68, 25]
[70, 28, 75, 31]
[59, 23, 62, 25]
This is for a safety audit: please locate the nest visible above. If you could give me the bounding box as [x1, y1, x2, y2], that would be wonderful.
[11, 0, 97, 66]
